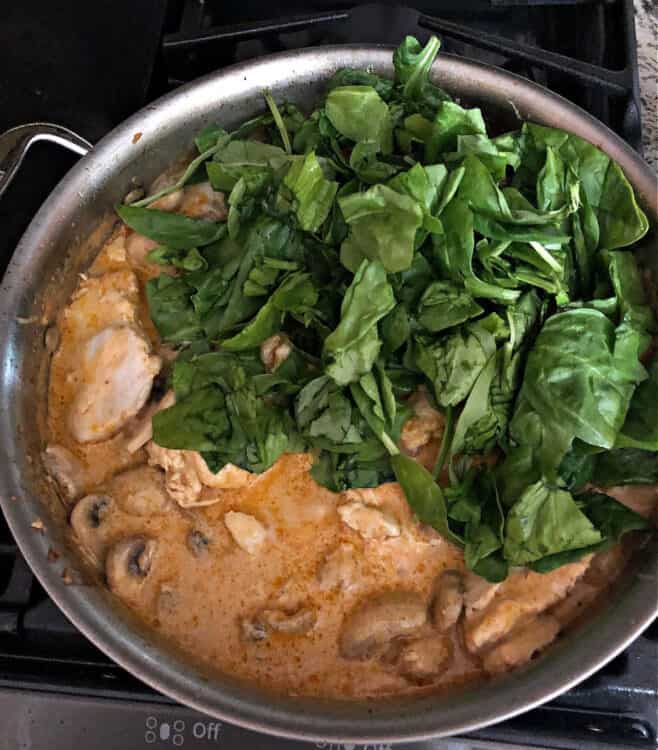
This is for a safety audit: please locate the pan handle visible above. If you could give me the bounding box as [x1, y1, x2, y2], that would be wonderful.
[0, 123, 92, 199]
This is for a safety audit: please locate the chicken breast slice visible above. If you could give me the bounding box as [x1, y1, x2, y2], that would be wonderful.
[68, 326, 161, 443]
[179, 181, 227, 221]
[399, 388, 445, 455]
[60, 270, 140, 342]
[146, 442, 254, 507]
[482, 615, 561, 674]
[464, 557, 591, 653]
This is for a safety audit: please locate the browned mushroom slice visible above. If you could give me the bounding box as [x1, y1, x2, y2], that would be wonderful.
[43, 444, 87, 501]
[432, 570, 464, 630]
[123, 390, 175, 454]
[187, 529, 211, 557]
[482, 615, 561, 674]
[240, 606, 316, 641]
[106, 536, 158, 607]
[395, 635, 453, 684]
[70, 494, 114, 567]
[339, 591, 428, 660]
[259, 607, 317, 635]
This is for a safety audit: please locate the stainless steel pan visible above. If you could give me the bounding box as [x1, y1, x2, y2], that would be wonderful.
[0, 46, 656, 744]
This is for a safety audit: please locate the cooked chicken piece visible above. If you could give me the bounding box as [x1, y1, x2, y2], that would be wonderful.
[260, 334, 292, 372]
[337, 500, 400, 540]
[583, 544, 630, 587]
[124, 390, 176, 454]
[432, 570, 464, 630]
[549, 580, 601, 625]
[146, 442, 255, 507]
[464, 558, 591, 653]
[224, 511, 267, 555]
[68, 326, 161, 443]
[482, 615, 561, 674]
[125, 231, 160, 267]
[147, 177, 226, 219]
[107, 466, 172, 516]
[463, 574, 501, 618]
[146, 444, 202, 506]
[400, 388, 445, 454]
[500, 557, 592, 615]
[192, 456, 253, 490]
[42, 444, 86, 501]
[465, 599, 526, 651]
[317, 543, 358, 591]
[395, 635, 453, 684]
[148, 172, 184, 212]
[60, 270, 140, 342]
[179, 181, 227, 221]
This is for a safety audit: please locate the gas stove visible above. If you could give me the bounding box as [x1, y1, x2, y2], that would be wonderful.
[0, 2, 656, 749]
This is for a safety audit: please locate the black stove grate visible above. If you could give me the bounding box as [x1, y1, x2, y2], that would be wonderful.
[0, 2, 655, 748]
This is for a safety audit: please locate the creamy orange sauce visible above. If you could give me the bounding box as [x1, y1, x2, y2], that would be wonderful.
[45, 218, 656, 700]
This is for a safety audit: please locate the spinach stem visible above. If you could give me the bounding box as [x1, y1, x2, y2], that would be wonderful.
[264, 90, 292, 155]
[432, 405, 454, 479]
[132, 136, 229, 208]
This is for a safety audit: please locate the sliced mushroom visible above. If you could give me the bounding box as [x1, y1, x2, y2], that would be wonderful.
[482, 615, 561, 674]
[156, 583, 177, 617]
[337, 501, 400, 540]
[187, 529, 211, 557]
[70, 494, 114, 566]
[106, 536, 157, 606]
[339, 591, 428, 660]
[241, 617, 268, 642]
[43, 444, 86, 501]
[260, 334, 292, 372]
[224, 511, 266, 555]
[124, 390, 176, 454]
[259, 607, 317, 635]
[432, 570, 464, 630]
[395, 635, 453, 684]
[241, 606, 316, 641]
